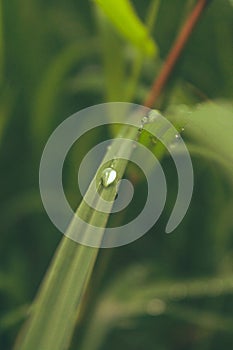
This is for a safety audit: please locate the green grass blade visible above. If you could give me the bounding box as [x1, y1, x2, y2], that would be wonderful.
[94, 0, 157, 56]
[0, 86, 15, 147]
[14, 239, 98, 350]
[0, 305, 29, 332]
[168, 102, 233, 177]
[31, 41, 99, 145]
[125, 0, 160, 102]
[167, 304, 233, 333]
[95, 9, 126, 102]
[0, 0, 4, 83]
[14, 122, 140, 350]
[80, 267, 233, 350]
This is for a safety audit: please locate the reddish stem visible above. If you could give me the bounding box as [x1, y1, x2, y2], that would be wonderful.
[144, 0, 210, 108]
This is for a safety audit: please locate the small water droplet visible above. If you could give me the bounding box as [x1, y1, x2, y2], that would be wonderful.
[169, 133, 181, 149]
[181, 127, 185, 132]
[101, 168, 117, 187]
[150, 136, 157, 145]
[141, 110, 162, 128]
[141, 116, 148, 125]
[138, 126, 143, 132]
[147, 109, 162, 123]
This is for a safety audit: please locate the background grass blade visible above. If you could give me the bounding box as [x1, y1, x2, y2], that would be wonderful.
[31, 41, 99, 145]
[94, 0, 157, 56]
[0, 0, 4, 83]
[168, 102, 233, 177]
[80, 266, 233, 350]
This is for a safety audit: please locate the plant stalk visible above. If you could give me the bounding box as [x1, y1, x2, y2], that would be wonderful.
[144, 0, 211, 108]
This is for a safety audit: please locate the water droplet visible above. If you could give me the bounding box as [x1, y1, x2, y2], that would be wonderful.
[150, 136, 157, 145]
[138, 126, 143, 133]
[181, 127, 185, 132]
[169, 133, 181, 149]
[141, 116, 148, 125]
[141, 110, 162, 128]
[101, 168, 117, 187]
[147, 109, 162, 123]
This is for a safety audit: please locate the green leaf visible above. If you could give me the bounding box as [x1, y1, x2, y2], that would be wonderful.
[14, 122, 140, 350]
[124, 0, 161, 102]
[168, 304, 233, 333]
[80, 264, 233, 350]
[0, 305, 28, 331]
[95, 10, 126, 102]
[31, 41, 99, 145]
[14, 238, 99, 350]
[94, 0, 157, 56]
[0, 86, 15, 147]
[168, 102, 233, 178]
[0, 0, 4, 83]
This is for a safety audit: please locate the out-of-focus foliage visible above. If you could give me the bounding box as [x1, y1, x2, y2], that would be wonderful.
[167, 102, 233, 177]
[0, 0, 232, 349]
[94, 0, 157, 56]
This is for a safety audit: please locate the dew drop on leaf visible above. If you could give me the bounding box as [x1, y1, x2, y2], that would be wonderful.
[169, 133, 181, 149]
[101, 168, 117, 187]
[139, 109, 162, 131]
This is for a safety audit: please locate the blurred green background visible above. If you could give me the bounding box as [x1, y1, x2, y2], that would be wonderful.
[0, 0, 233, 349]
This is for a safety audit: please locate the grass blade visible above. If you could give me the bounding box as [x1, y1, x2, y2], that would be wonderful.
[15, 121, 140, 350]
[94, 0, 157, 56]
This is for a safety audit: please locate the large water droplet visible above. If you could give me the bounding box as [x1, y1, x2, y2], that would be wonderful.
[101, 168, 117, 187]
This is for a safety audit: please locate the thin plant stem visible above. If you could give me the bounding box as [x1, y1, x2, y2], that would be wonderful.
[144, 0, 211, 108]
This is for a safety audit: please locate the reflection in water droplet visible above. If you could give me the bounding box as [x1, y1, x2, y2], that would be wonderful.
[101, 168, 117, 187]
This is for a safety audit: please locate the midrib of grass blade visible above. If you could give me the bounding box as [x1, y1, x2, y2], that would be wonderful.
[15, 124, 140, 350]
